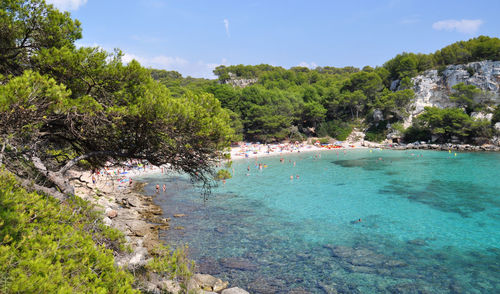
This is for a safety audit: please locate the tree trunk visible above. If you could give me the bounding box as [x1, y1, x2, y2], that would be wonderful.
[47, 170, 75, 195]
[31, 156, 74, 196]
[0, 140, 5, 166]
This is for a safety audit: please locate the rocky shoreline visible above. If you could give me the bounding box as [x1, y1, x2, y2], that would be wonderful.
[362, 142, 500, 152]
[70, 170, 249, 294]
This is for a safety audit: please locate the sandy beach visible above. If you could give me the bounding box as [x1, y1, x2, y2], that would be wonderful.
[230, 140, 367, 160]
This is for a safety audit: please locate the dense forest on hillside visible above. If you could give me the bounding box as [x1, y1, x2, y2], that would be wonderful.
[152, 35, 500, 144]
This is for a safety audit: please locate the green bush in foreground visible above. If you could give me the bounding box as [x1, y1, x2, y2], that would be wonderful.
[0, 169, 137, 293]
[146, 245, 195, 291]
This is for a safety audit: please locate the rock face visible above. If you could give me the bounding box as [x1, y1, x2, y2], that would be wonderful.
[188, 274, 229, 293]
[406, 60, 500, 126]
[470, 111, 493, 121]
[224, 73, 258, 88]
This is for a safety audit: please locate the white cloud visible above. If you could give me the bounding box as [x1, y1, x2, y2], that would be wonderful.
[75, 41, 222, 79]
[123, 53, 222, 79]
[224, 19, 230, 37]
[298, 61, 318, 69]
[46, 0, 88, 11]
[432, 19, 483, 34]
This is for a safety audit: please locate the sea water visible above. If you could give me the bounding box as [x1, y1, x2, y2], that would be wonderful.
[138, 149, 500, 293]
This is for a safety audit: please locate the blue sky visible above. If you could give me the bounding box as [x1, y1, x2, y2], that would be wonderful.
[47, 0, 500, 78]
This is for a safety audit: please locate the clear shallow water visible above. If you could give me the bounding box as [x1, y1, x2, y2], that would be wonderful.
[139, 149, 500, 293]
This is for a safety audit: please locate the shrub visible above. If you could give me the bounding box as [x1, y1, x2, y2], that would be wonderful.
[0, 169, 137, 293]
[403, 125, 432, 142]
[216, 169, 232, 180]
[317, 120, 353, 141]
[364, 121, 388, 142]
[146, 244, 194, 291]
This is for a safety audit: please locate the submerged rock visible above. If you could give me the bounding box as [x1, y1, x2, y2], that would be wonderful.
[326, 245, 407, 270]
[219, 257, 258, 271]
[407, 239, 428, 246]
[221, 287, 250, 294]
[247, 277, 281, 294]
[196, 256, 221, 275]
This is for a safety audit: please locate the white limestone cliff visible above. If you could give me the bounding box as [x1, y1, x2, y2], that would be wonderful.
[403, 60, 500, 126]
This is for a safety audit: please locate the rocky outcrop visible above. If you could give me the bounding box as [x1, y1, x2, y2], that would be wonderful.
[224, 73, 258, 88]
[405, 60, 500, 126]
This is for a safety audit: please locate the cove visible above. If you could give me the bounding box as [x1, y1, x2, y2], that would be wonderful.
[139, 149, 500, 293]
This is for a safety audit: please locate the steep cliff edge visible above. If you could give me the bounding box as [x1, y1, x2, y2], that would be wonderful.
[405, 60, 500, 126]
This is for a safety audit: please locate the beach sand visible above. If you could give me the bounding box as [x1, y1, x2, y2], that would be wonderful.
[230, 141, 367, 160]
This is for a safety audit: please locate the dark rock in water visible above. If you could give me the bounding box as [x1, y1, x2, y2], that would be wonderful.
[383, 259, 408, 268]
[248, 277, 283, 294]
[196, 256, 221, 275]
[219, 257, 258, 271]
[317, 282, 338, 294]
[449, 282, 464, 294]
[326, 245, 355, 258]
[326, 245, 407, 270]
[344, 264, 377, 274]
[288, 287, 311, 294]
[387, 283, 429, 294]
[214, 226, 228, 234]
[407, 239, 428, 246]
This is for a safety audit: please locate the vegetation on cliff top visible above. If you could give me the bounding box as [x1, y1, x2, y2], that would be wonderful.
[152, 36, 500, 144]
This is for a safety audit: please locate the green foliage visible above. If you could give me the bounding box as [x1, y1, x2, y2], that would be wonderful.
[215, 169, 232, 180]
[449, 82, 481, 114]
[317, 137, 330, 144]
[384, 36, 500, 81]
[1, 52, 235, 192]
[492, 106, 500, 124]
[0, 169, 136, 293]
[373, 89, 415, 120]
[415, 107, 473, 142]
[403, 125, 432, 142]
[317, 120, 353, 141]
[146, 244, 194, 290]
[0, 0, 82, 75]
[365, 121, 389, 142]
[214, 64, 277, 80]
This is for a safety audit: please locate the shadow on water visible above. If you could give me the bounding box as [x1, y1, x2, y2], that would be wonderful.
[380, 179, 500, 218]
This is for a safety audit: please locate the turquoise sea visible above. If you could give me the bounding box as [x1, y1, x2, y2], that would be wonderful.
[139, 149, 500, 293]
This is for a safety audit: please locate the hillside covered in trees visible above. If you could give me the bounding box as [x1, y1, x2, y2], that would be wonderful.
[152, 36, 500, 144]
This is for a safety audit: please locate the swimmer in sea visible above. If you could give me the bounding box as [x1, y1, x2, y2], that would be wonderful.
[155, 184, 160, 193]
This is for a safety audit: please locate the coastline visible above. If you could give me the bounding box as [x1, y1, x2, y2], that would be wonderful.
[70, 167, 246, 293]
[229, 141, 367, 160]
[67, 141, 499, 292]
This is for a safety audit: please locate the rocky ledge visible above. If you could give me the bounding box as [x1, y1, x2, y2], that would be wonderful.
[363, 141, 500, 152]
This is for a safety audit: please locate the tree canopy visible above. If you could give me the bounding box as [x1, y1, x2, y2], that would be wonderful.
[0, 0, 234, 198]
